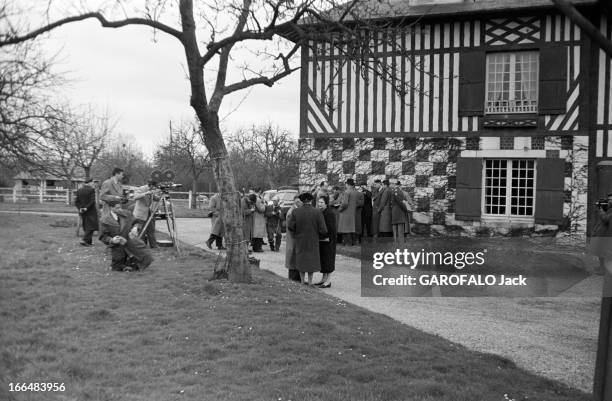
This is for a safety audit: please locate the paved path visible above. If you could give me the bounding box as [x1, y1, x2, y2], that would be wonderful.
[174, 217, 600, 392]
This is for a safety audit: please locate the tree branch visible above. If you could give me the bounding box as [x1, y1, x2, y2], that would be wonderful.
[0, 12, 184, 47]
[222, 43, 300, 96]
[209, 0, 253, 112]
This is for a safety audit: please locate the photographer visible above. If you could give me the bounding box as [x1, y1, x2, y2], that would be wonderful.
[100, 168, 126, 222]
[99, 200, 153, 272]
[133, 180, 160, 249]
[589, 193, 612, 275]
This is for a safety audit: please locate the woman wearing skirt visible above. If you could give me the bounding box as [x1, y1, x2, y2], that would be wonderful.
[316, 196, 337, 288]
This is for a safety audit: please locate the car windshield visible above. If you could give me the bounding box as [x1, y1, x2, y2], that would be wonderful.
[263, 191, 277, 202]
[277, 191, 297, 202]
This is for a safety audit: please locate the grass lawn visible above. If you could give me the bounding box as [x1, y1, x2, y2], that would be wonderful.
[0, 214, 591, 401]
[0, 201, 208, 219]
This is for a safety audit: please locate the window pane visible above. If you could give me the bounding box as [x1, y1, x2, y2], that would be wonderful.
[486, 50, 538, 114]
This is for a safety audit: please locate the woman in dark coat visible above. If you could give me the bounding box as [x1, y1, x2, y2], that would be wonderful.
[316, 196, 336, 288]
[287, 192, 327, 285]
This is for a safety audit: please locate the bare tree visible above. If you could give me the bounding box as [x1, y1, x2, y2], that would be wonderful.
[1, 0, 419, 282]
[93, 134, 153, 184]
[228, 124, 299, 189]
[0, 4, 62, 169]
[155, 121, 211, 206]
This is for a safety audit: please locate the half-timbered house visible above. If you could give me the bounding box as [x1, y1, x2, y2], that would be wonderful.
[296, 0, 611, 236]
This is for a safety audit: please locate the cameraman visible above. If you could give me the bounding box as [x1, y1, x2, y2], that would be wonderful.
[99, 200, 153, 272]
[589, 193, 612, 275]
[100, 168, 126, 221]
[133, 180, 160, 249]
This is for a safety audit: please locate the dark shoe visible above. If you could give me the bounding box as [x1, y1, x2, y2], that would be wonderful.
[253, 249, 264, 253]
[217, 246, 227, 250]
[319, 283, 331, 288]
[80, 241, 91, 247]
[206, 238, 213, 249]
[314, 281, 325, 286]
[270, 246, 275, 251]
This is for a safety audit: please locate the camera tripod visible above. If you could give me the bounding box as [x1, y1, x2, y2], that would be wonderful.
[139, 193, 181, 256]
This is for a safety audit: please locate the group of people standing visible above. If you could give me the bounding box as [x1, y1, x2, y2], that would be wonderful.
[74, 167, 155, 272]
[312, 178, 414, 246]
[206, 188, 284, 254]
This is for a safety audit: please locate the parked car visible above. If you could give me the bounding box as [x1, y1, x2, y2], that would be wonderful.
[262, 189, 277, 203]
[276, 187, 298, 232]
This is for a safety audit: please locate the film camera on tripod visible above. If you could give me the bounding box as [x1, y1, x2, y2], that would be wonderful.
[138, 170, 182, 255]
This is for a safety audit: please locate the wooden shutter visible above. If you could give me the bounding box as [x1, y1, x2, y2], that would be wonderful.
[458, 50, 486, 116]
[455, 157, 482, 221]
[534, 158, 565, 224]
[538, 46, 567, 115]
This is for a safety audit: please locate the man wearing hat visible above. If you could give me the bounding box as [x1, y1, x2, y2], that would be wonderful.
[371, 179, 382, 238]
[377, 179, 393, 237]
[287, 192, 328, 285]
[390, 179, 409, 244]
[75, 178, 99, 246]
[337, 178, 364, 246]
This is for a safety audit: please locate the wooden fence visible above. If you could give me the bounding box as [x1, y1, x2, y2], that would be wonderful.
[0, 187, 214, 209]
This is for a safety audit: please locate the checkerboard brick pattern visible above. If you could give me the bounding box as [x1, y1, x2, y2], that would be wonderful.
[298, 135, 588, 233]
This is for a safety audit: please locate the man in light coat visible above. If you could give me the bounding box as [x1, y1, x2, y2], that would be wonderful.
[132, 180, 159, 248]
[377, 179, 393, 236]
[206, 192, 225, 250]
[390, 179, 409, 245]
[100, 167, 125, 224]
[337, 178, 364, 246]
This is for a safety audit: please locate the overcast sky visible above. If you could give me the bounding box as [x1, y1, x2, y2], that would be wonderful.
[42, 19, 300, 157]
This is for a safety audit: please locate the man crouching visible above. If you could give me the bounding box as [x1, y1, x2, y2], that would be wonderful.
[99, 201, 153, 272]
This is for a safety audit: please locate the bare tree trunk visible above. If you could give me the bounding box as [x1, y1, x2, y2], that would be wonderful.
[202, 115, 250, 282]
[180, 0, 250, 282]
[84, 166, 91, 181]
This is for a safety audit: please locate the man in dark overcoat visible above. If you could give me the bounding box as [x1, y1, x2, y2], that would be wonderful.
[287, 192, 328, 285]
[75, 178, 99, 246]
[591, 193, 612, 400]
[264, 196, 283, 251]
[371, 179, 382, 238]
[360, 184, 373, 241]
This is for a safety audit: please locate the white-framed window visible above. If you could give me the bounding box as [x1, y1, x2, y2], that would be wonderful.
[483, 159, 536, 217]
[485, 51, 538, 114]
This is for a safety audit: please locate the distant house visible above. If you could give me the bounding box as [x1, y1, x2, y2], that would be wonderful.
[293, 0, 609, 236]
[13, 171, 86, 191]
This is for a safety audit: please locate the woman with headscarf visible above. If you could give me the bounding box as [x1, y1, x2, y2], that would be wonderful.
[316, 195, 336, 288]
[285, 194, 303, 281]
[287, 192, 328, 286]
